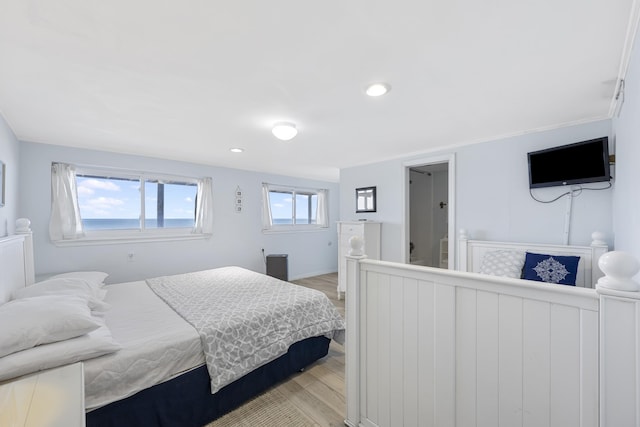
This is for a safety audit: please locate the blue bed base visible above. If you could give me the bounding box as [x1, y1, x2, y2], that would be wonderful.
[86, 336, 331, 427]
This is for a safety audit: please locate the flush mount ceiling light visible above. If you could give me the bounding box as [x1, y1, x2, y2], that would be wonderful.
[229, 147, 244, 153]
[365, 82, 391, 97]
[271, 122, 298, 141]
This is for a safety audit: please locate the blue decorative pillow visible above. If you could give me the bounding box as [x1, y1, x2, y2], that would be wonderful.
[522, 252, 580, 286]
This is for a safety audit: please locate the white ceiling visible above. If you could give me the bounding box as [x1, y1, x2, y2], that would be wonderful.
[0, 1, 637, 182]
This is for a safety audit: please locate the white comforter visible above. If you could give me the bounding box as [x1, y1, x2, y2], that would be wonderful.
[83, 280, 204, 410]
[147, 266, 345, 394]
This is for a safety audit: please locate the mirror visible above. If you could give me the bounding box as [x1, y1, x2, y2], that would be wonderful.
[356, 186, 376, 213]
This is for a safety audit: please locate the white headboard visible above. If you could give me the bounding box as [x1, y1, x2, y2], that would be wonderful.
[0, 219, 35, 303]
[458, 230, 608, 288]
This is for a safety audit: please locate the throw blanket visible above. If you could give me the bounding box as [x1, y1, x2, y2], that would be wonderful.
[147, 267, 345, 394]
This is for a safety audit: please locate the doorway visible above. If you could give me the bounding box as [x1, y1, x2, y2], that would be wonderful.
[404, 154, 455, 269]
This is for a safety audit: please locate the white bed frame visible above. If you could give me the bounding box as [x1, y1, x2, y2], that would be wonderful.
[0, 222, 35, 303]
[458, 230, 609, 288]
[344, 235, 640, 427]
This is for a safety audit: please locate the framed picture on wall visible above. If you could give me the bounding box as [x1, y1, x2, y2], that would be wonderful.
[0, 161, 4, 207]
[356, 186, 376, 213]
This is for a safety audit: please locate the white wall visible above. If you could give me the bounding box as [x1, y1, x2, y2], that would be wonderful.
[18, 141, 339, 283]
[340, 119, 614, 265]
[456, 121, 613, 246]
[341, 160, 406, 262]
[612, 27, 640, 265]
[0, 113, 20, 236]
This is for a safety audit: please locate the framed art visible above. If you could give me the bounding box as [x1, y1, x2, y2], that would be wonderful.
[356, 186, 376, 213]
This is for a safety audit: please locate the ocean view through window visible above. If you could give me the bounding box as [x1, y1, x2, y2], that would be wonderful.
[48, 162, 216, 245]
[262, 183, 329, 232]
[76, 173, 197, 231]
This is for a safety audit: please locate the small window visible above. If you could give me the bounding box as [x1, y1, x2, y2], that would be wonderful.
[262, 183, 328, 232]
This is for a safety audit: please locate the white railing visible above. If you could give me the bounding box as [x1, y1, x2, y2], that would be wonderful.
[345, 249, 640, 427]
[594, 251, 640, 427]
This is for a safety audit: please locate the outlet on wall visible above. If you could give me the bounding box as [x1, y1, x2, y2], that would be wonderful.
[127, 252, 135, 262]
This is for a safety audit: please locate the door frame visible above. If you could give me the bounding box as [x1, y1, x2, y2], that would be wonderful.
[402, 153, 456, 268]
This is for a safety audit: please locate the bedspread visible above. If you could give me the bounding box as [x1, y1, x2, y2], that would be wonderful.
[146, 266, 345, 394]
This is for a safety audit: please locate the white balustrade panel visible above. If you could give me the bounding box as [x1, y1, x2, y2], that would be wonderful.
[351, 260, 599, 427]
[598, 290, 640, 427]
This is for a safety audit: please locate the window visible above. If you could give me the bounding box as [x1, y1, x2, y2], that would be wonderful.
[49, 163, 213, 244]
[76, 173, 197, 231]
[262, 183, 328, 231]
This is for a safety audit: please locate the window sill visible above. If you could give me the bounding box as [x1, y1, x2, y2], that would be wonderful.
[52, 232, 211, 246]
[262, 226, 329, 234]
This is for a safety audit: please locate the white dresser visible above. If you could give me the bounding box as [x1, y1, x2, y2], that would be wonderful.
[0, 362, 85, 427]
[337, 221, 381, 299]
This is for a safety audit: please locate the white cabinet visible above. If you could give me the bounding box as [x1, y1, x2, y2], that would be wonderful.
[337, 221, 381, 299]
[0, 362, 85, 427]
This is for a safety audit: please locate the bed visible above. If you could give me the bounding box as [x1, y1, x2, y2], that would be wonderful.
[458, 229, 609, 288]
[0, 226, 345, 427]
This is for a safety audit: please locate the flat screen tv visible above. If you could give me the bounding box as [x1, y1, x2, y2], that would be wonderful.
[528, 137, 611, 189]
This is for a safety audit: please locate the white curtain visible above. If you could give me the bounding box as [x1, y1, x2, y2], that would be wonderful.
[193, 177, 214, 234]
[261, 183, 273, 230]
[49, 163, 84, 241]
[316, 189, 329, 227]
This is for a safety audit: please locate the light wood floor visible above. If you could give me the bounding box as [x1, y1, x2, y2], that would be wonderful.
[294, 272, 344, 318]
[219, 272, 346, 426]
[280, 273, 345, 426]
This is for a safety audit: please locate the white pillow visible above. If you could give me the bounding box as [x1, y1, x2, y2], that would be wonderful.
[0, 318, 121, 381]
[0, 295, 102, 358]
[479, 250, 526, 278]
[49, 271, 109, 286]
[12, 277, 110, 313]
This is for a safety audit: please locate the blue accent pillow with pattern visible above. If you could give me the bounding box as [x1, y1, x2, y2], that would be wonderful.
[522, 252, 580, 286]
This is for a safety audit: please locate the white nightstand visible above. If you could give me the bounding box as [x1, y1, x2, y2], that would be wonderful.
[0, 362, 85, 427]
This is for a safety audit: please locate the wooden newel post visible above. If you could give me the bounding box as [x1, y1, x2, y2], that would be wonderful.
[596, 251, 640, 427]
[345, 235, 366, 427]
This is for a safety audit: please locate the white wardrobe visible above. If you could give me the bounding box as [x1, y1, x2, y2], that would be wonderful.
[337, 221, 381, 299]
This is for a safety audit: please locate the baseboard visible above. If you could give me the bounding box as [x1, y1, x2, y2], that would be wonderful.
[289, 269, 338, 281]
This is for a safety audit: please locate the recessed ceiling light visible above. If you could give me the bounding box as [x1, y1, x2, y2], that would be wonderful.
[229, 148, 244, 153]
[272, 122, 298, 141]
[365, 83, 391, 97]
